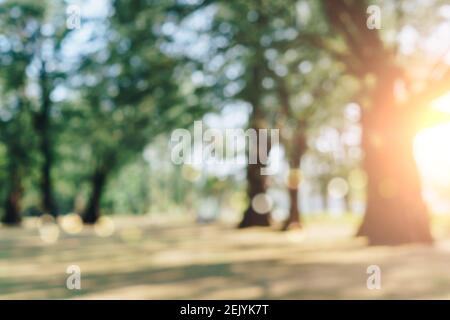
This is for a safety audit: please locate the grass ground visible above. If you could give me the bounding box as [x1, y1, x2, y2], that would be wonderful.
[2, 214, 450, 299]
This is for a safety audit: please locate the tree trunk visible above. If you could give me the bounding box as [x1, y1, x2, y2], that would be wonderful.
[318, 178, 328, 213]
[282, 129, 306, 231]
[82, 169, 108, 224]
[238, 61, 272, 228]
[282, 187, 300, 230]
[344, 192, 352, 214]
[357, 72, 433, 245]
[36, 64, 57, 216]
[40, 135, 57, 216]
[319, 0, 434, 245]
[238, 161, 271, 228]
[2, 170, 22, 225]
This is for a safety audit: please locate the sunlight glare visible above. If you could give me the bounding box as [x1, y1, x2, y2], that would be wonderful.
[414, 92, 450, 214]
[414, 123, 450, 186]
[431, 91, 450, 113]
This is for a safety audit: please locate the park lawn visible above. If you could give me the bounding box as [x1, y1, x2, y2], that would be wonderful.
[1, 214, 450, 299]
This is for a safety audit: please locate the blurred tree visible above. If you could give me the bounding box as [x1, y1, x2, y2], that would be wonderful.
[180, 0, 356, 228]
[0, 1, 44, 224]
[198, 0, 298, 228]
[33, 2, 71, 217]
[167, 0, 273, 227]
[0, 0, 71, 222]
[306, 0, 450, 244]
[73, 0, 209, 223]
[273, 59, 351, 229]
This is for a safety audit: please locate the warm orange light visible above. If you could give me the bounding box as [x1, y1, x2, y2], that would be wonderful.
[414, 123, 450, 185]
[431, 91, 450, 113]
[414, 92, 450, 214]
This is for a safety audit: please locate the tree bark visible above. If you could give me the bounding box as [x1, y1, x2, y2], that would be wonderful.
[82, 168, 108, 224]
[319, 0, 435, 245]
[40, 133, 57, 216]
[357, 72, 433, 245]
[35, 64, 57, 216]
[238, 161, 271, 228]
[238, 60, 273, 228]
[282, 129, 306, 231]
[344, 192, 352, 214]
[2, 169, 22, 225]
[281, 187, 300, 230]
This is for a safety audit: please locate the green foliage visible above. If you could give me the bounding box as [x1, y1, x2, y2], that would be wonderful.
[0, 0, 447, 221]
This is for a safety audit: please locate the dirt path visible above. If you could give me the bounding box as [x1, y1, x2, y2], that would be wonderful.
[1, 216, 450, 299]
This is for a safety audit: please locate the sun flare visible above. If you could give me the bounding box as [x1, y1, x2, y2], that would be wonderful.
[414, 92, 450, 213]
[414, 123, 450, 184]
[430, 91, 450, 114]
